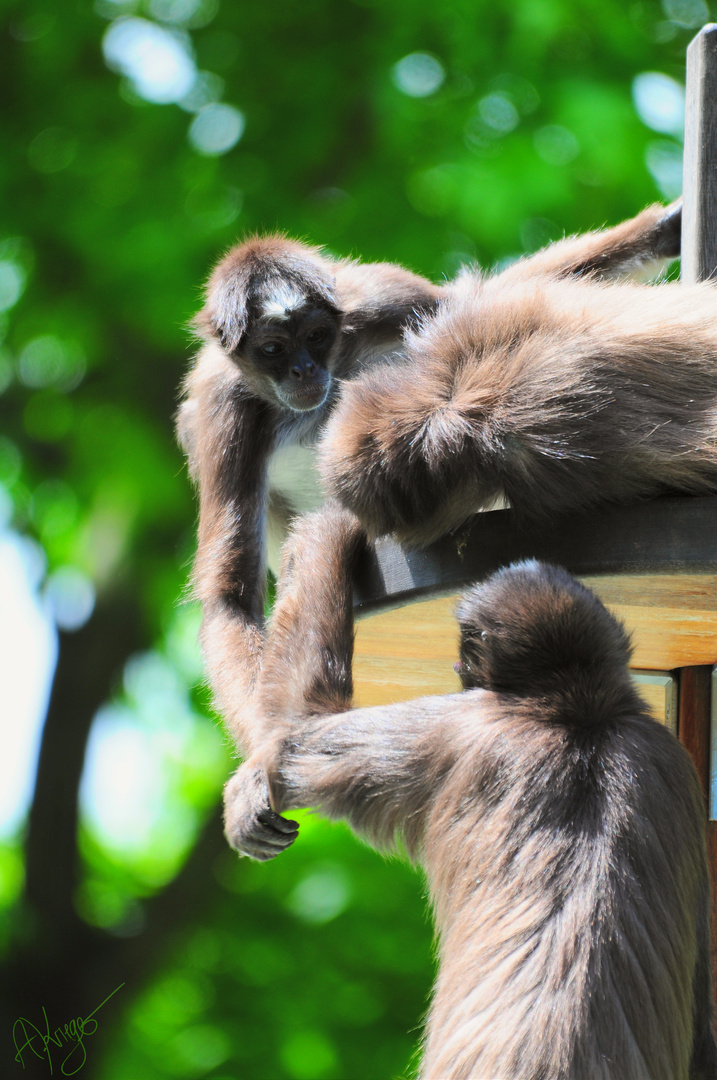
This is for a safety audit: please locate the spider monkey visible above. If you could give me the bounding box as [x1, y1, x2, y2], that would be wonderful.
[318, 205, 717, 544]
[225, 502, 716, 1080]
[177, 235, 441, 745]
[177, 203, 682, 751]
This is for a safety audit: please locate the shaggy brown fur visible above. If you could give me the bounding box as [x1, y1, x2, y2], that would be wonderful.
[177, 204, 681, 750]
[226, 503, 716, 1080]
[319, 217, 717, 544]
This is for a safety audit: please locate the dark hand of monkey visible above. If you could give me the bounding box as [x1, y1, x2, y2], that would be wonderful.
[224, 760, 299, 860]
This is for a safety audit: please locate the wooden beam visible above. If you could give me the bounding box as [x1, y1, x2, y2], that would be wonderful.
[353, 578, 717, 705]
[354, 496, 717, 615]
[679, 666, 713, 803]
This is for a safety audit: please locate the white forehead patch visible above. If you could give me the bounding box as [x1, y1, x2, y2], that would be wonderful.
[260, 285, 307, 322]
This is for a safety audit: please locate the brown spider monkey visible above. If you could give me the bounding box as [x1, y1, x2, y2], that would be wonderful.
[177, 203, 684, 751]
[225, 502, 716, 1080]
[318, 205, 717, 544]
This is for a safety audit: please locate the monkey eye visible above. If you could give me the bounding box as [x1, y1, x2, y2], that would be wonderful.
[306, 327, 327, 344]
[260, 341, 285, 357]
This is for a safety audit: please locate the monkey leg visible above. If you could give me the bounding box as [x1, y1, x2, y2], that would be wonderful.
[499, 200, 682, 283]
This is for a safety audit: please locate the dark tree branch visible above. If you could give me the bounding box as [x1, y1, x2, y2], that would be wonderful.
[24, 583, 147, 934]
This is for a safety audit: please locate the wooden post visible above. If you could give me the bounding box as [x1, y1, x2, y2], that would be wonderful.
[682, 24, 717, 282]
[680, 20, 717, 1018]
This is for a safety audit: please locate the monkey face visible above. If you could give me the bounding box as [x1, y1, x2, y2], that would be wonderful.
[244, 304, 340, 412]
[196, 234, 345, 413]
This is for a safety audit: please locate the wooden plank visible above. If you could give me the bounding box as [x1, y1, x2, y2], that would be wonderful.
[353, 578, 717, 706]
[679, 666, 712, 804]
[631, 671, 678, 733]
[682, 24, 717, 283]
[354, 496, 717, 616]
[587, 574, 717, 669]
[353, 600, 679, 727]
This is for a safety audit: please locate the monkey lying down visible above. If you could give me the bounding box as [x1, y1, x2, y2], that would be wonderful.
[225, 505, 716, 1080]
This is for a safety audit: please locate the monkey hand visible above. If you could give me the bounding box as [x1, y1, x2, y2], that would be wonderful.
[223, 761, 299, 860]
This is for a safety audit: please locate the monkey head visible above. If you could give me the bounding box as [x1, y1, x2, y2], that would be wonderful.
[454, 560, 633, 699]
[196, 236, 344, 413]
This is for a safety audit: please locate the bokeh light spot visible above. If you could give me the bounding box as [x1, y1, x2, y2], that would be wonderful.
[646, 139, 683, 199]
[168, 1025, 230, 1074]
[534, 125, 580, 165]
[0, 262, 26, 312]
[392, 52, 445, 97]
[103, 17, 197, 104]
[18, 335, 86, 390]
[179, 69, 224, 112]
[632, 72, 685, 136]
[662, 0, 710, 28]
[27, 128, 77, 174]
[45, 566, 96, 631]
[287, 865, 351, 924]
[31, 480, 79, 540]
[478, 93, 519, 134]
[280, 1030, 337, 1080]
[149, 0, 219, 28]
[188, 103, 245, 155]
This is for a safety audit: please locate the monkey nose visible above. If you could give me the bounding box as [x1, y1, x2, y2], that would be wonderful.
[290, 359, 316, 380]
[453, 661, 463, 674]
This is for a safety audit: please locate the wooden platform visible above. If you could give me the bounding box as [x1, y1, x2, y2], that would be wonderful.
[353, 496, 717, 713]
[353, 570, 717, 711]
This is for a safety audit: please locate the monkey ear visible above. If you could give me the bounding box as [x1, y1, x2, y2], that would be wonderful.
[194, 268, 250, 353]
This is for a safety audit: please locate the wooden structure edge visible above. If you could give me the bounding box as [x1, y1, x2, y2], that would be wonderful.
[354, 494, 717, 615]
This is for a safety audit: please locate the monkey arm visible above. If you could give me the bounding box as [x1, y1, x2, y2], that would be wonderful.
[498, 200, 681, 284]
[255, 502, 365, 732]
[223, 501, 461, 857]
[180, 348, 277, 753]
[333, 261, 442, 369]
[224, 696, 461, 858]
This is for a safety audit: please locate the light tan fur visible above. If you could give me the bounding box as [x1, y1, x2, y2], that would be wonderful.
[225, 503, 715, 1080]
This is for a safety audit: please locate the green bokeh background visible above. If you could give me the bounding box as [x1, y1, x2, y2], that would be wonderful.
[0, 0, 701, 1077]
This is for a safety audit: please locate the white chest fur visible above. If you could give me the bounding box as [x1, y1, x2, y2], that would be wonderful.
[266, 443, 324, 573]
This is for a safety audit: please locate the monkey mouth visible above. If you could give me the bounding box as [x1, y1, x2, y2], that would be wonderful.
[278, 382, 330, 412]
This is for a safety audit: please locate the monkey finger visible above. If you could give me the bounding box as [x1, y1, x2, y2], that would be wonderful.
[257, 808, 300, 835]
[249, 822, 299, 847]
[239, 831, 298, 861]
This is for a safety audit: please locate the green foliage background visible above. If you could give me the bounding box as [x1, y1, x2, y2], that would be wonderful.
[0, 0, 703, 1077]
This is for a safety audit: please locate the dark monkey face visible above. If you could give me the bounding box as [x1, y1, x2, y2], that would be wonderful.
[197, 236, 345, 414]
[244, 297, 340, 412]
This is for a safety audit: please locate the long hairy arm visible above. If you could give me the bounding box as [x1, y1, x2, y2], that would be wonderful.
[223, 502, 459, 858]
[178, 346, 276, 753]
